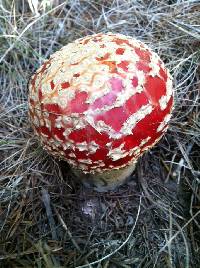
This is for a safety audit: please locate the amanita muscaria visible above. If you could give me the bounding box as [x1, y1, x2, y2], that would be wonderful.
[29, 33, 173, 191]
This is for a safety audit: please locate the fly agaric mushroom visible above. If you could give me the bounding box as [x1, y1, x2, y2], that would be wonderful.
[28, 33, 173, 192]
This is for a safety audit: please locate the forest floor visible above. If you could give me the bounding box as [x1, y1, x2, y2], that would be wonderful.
[0, 0, 200, 267]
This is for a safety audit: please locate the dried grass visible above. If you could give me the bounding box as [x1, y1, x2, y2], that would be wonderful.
[0, 0, 200, 267]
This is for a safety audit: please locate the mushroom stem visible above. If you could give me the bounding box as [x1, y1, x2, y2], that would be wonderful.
[72, 163, 136, 192]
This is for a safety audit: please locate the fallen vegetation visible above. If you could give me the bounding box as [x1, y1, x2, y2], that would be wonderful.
[0, 0, 199, 267]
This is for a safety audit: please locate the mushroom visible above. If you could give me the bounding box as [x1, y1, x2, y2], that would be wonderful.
[28, 33, 173, 192]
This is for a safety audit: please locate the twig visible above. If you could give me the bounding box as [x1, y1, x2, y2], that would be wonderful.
[41, 188, 58, 240]
[53, 206, 81, 252]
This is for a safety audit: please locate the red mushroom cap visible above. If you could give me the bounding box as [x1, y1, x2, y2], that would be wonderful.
[29, 33, 173, 173]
